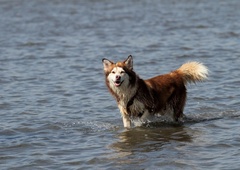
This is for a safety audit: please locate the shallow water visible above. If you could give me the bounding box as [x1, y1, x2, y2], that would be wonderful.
[1, 0, 240, 169]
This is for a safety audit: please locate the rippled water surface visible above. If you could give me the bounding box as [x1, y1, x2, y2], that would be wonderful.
[1, 0, 240, 169]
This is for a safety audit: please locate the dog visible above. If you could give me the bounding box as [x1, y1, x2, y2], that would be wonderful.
[102, 55, 208, 128]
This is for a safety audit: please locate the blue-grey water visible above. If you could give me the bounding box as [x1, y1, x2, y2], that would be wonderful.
[1, 0, 240, 169]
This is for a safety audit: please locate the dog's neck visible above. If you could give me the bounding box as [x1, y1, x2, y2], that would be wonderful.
[121, 85, 138, 106]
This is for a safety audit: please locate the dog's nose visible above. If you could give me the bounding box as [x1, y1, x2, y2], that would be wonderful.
[116, 75, 121, 80]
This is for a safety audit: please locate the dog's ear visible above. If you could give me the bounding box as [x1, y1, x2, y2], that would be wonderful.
[124, 55, 133, 70]
[102, 58, 113, 72]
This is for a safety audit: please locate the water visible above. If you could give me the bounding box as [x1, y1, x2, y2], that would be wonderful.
[0, 0, 240, 169]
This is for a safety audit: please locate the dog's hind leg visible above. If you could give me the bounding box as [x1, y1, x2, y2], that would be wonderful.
[169, 85, 186, 122]
[173, 91, 186, 122]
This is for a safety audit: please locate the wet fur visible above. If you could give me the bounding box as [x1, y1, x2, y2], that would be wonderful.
[102, 55, 208, 128]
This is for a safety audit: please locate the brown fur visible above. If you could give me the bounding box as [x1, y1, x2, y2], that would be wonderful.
[144, 71, 186, 121]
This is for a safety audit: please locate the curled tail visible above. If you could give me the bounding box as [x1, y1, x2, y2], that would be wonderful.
[177, 62, 208, 84]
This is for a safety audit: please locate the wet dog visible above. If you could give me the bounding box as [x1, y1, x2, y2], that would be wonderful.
[102, 55, 208, 128]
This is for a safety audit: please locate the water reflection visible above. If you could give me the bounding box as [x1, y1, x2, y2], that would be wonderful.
[109, 124, 193, 157]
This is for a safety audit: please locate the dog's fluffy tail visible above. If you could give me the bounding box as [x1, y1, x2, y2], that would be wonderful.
[177, 62, 208, 84]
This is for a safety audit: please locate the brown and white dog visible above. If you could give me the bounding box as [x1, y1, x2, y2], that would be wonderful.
[102, 55, 208, 128]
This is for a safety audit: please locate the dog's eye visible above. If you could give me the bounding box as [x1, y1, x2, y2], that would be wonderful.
[120, 71, 125, 74]
[111, 71, 115, 74]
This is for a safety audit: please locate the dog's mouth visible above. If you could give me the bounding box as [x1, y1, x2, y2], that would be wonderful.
[114, 80, 123, 87]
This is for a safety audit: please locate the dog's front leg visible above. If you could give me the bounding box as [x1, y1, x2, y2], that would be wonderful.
[118, 105, 131, 128]
[122, 114, 131, 128]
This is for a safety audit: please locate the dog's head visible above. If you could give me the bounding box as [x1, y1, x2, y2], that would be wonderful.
[102, 55, 134, 89]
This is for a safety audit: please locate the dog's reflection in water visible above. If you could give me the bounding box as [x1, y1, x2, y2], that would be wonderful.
[108, 123, 195, 162]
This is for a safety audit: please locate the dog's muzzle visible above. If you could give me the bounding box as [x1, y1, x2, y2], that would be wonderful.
[114, 75, 123, 87]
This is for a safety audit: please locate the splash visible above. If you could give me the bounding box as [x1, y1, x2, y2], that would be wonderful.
[58, 120, 120, 133]
[131, 110, 240, 127]
[183, 110, 240, 124]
